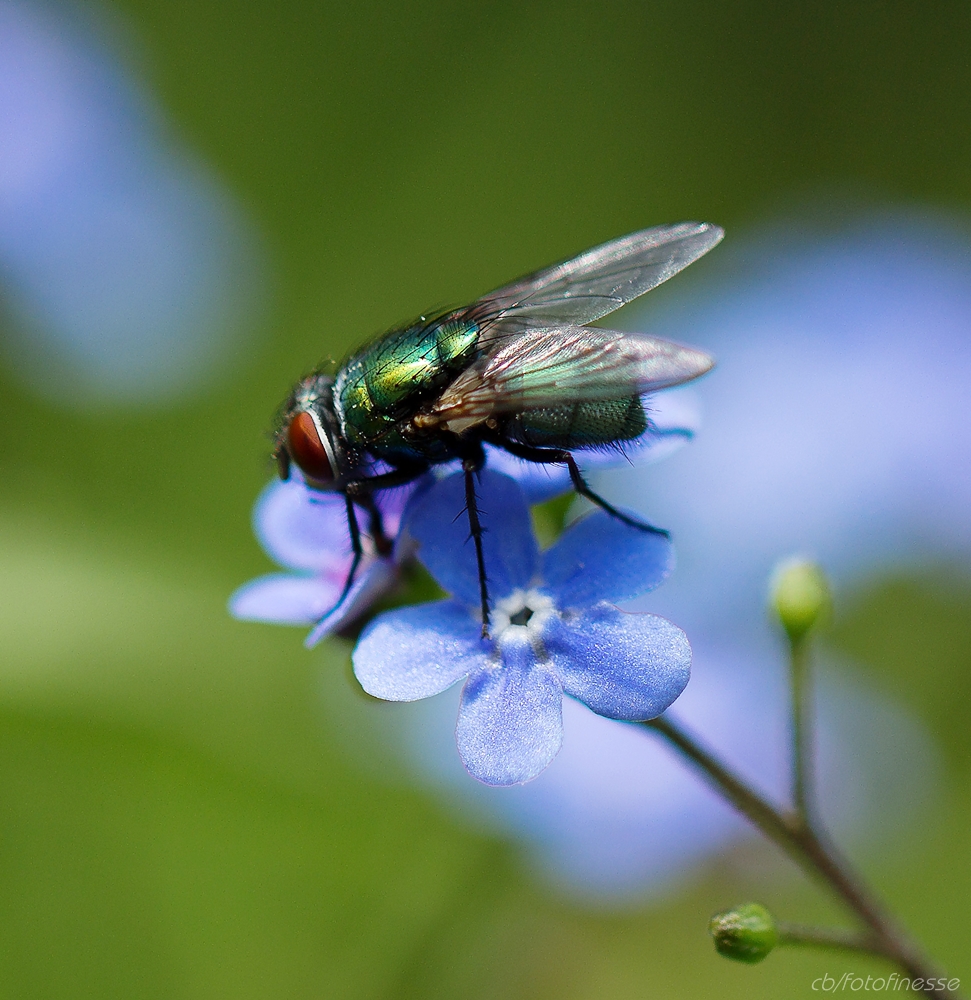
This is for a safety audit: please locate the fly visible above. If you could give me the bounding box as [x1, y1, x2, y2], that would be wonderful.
[274, 222, 722, 636]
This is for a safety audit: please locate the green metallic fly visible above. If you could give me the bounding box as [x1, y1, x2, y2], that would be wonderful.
[275, 222, 722, 634]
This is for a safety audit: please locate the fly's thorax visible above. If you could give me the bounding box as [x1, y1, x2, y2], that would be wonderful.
[506, 395, 647, 449]
[334, 315, 480, 453]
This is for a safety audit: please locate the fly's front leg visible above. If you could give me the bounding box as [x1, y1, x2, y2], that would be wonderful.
[461, 455, 491, 639]
[357, 492, 393, 557]
[326, 493, 365, 618]
[310, 464, 429, 631]
[493, 439, 669, 538]
[343, 461, 426, 559]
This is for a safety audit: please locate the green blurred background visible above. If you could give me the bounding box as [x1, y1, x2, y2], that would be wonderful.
[0, 1, 969, 996]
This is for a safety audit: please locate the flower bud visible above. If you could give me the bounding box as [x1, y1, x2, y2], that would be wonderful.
[769, 557, 831, 642]
[709, 903, 779, 964]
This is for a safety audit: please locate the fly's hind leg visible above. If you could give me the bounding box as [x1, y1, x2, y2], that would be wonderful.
[493, 439, 670, 538]
[562, 452, 669, 537]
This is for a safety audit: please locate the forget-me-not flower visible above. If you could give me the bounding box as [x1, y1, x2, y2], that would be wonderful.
[352, 469, 691, 785]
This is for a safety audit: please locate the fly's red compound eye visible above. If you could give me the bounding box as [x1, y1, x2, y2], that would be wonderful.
[286, 411, 333, 483]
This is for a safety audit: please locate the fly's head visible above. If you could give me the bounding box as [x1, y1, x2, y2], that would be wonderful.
[274, 374, 347, 490]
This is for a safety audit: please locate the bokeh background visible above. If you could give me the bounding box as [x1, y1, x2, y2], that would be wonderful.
[1, 1, 969, 997]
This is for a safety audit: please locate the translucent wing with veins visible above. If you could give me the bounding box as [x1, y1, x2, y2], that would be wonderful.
[425, 224, 721, 430]
[472, 222, 724, 332]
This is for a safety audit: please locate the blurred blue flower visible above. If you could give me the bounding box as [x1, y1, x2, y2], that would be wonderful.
[0, 0, 263, 404]
[602, 210, 971, 639]
[353, 469, 691, 785]
[231, 392, 698, 645]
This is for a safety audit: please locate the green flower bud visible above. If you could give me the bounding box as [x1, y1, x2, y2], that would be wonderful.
[769, 558, 831, 642]
[709, 903, 779, 964]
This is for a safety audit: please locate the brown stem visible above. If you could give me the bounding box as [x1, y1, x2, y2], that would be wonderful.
[640, 715, 961, 999]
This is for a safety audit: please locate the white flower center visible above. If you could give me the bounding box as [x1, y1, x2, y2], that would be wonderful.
[491, 588, 557, 652]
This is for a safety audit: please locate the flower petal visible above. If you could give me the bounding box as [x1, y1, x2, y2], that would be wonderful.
[254, 475, 415, 573]
[229, 573, 337, 625]
[456, 631, 563, 785]
[545, 605, 690, 720]
[304, 558, 399, 647]
[353, 599, 487, 700]
[542, 509, 674, 608]
[254, 477, 352, 573]
[403, 469, 538, 607]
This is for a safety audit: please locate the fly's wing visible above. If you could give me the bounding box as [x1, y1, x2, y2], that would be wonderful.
[426, 224, 721, 430]
[472, 222, 723, 335]
[429, 326, 713, 428]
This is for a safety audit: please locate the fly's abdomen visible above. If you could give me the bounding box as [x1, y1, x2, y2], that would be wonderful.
[336, 317, 479, 450]
[508, 396, 647, 449]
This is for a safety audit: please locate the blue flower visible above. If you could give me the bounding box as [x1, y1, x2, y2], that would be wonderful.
[353, 469, 691, 786]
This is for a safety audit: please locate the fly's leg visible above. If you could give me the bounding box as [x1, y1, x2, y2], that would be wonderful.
[343, 463, 427, 560]
[562, 452, 669, 537]
[313, 494, 388, 628]
[345, 462, 427, 493]
[493, 439, 669, 538]
[356, 492, 393, 557]
[312, 465, 428, 628]
[462, 458, 491, 638]
[330, 493, 365, 613]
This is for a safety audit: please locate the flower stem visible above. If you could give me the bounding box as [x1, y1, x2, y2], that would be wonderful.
[789, 635, 813, 823]
[640, 715, 960, 998]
